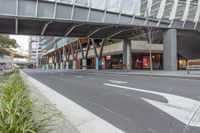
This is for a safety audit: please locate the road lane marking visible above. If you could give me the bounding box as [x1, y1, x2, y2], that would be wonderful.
[59, 73, 64, 76]
[75, 76, 83, 78]
[104, 83, 200, 127]
[167, 88, 172, 92]
[108, 80, 127, 84]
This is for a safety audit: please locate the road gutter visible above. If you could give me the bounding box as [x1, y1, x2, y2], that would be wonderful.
[86, 71, 200, 80]
[20, 70, 124, 133]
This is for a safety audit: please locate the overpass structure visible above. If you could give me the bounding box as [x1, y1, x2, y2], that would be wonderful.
[1, 0, 200, 71]
[0, 0, 200, 38]
[0, 59, 37, 64]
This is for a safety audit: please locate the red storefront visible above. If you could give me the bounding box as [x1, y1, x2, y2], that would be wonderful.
[132, 53, 163, 70]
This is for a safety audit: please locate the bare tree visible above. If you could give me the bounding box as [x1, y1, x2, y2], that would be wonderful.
[131, 5, 162, 73]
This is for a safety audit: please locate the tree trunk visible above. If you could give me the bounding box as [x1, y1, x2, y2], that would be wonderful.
[149, 31, 153, 73]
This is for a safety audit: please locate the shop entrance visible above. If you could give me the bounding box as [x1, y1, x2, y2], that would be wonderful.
[132, 53, 163, 70]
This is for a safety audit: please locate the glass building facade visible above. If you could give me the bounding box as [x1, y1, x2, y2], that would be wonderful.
[43, 0, 200, 23]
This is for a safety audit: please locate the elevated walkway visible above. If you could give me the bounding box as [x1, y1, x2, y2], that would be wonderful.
[0, 0, 199, 38]
[0, 59, 37, 64]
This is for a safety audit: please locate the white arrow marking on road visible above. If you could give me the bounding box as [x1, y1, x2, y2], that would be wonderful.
[104, 83, 200, 127]
[109, 80, 127, 84]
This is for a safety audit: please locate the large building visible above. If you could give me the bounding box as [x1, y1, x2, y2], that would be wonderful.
[28, 36, 42, 68]
[40, 36, 187, 71]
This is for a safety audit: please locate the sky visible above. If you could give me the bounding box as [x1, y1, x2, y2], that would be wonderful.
[10, 35, 29, 51]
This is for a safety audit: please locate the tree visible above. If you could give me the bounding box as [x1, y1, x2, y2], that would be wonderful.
[0, 34, 18, 53]
[131, 6, 162, 73]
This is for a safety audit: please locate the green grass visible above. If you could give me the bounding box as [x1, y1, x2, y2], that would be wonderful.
[0, 71, 59, 133]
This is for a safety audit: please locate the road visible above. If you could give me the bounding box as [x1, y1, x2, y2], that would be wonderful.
[24, 69, 200, 133]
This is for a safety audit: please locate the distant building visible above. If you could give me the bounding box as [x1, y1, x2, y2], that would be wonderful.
[28, 36, 39, 61]
[28, 36, 42, 68]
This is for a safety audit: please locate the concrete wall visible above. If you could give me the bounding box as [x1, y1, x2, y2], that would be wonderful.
[131, 41, 163, 53]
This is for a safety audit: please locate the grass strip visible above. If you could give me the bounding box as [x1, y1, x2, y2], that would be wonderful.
[0, 71, 59, 133]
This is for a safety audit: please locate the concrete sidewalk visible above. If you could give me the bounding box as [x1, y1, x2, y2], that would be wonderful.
[86, 70, 200, 80]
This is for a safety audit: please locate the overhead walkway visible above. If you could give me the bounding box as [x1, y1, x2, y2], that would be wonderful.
[0, 59, 37, 64]
[0, 0, 200, 38]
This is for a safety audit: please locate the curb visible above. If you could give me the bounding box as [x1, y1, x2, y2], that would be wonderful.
[86, 71, 200, 80]
[20, 70, 124, 133]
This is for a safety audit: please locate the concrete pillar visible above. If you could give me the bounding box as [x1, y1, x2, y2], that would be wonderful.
[73, 60, 76, 70]
[60, 62, 63, 69]
[163, 29, 177, 71]
[52, 63, 55, 69]
[56, 63, 59, 69]
[82, 59, 87, 70]
[123, 40, 132, 71]
[46, 64, 49, 69]
[96, 57, 99, 70]
[66, 61, 69, 70]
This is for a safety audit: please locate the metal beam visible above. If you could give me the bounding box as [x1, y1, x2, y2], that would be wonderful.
[87, 25, 113, 38]
[129, 30, 163, 40]
[85, 38, 91, 59]
[16, 0, 19, 16]
[157, 0, 166, 19]
[92, 39, 105, 58]
[35, 0, 39, 17]
[53, 0, 58, 18]
[107, 29, 129, 39]
[64, 24, 84, 37]
[63, 46, 67, 61]
[194, 0, 200, 29]
[15, 18, 18, 34]
[78, 40, 85, 59]
[102, 0, 109, 22]
[67, 47, 71, 61]
[182, 0, 191, 28]
[169, 0, 178, 27]
[41, 21, 52, 35]
[108, 27, 138, 39]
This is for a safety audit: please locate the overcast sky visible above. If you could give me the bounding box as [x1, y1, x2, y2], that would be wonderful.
[10, 35, 29, 51]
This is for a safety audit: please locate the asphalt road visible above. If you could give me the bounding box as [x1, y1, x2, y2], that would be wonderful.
[23, 69, 200, 133]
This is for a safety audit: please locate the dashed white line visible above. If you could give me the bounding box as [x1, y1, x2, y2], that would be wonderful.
[108, 80, 127, 84]
[168, 88, 172, 91]
[75, 76, 83, 78]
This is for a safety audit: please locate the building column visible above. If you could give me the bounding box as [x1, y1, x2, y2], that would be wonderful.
[46, 64, 49, 69]
[163, 29, 177, 71]
[96, 57, 99, 70]
[52, 63, 55, 69]
[73, 60, 76, 70]
[56, 62, 59, 69]
[60, 62, 63, 69]
[82, 59, 87, 70]
[123, 40, 132, 71]
[66, 61, 69, 70]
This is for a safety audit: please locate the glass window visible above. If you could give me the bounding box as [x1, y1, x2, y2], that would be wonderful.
[151, 0, 162, 18]
[75, 0, 88, 7]
[91, 0, 104, 10]
[187, 3, 197, 22]
[107, 0, 120, 12]
[140, 0, 148, 16]
[175, 1, 186, 20]
[162, 1, 173, 19]
[121, 0, 134, 15]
